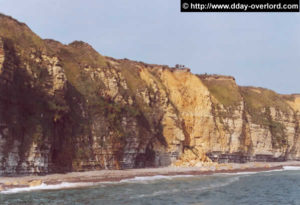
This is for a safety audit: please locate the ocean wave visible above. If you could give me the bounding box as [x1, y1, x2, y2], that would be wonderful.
[132, 188, 180, 198]
[216, 167, 287, 176]
[120, 175, 194, 183]
[217, 171, 259, 176]
[1, 182, 96, 194]
[131, 176, 240, 198]
[192, 176, 240, 191]
[261, 168, 284, 173]
[1, 175, 195, 194]
[283, 166, 300, 171]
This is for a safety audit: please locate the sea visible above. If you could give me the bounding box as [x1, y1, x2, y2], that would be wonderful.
[1, 166, 300, 205]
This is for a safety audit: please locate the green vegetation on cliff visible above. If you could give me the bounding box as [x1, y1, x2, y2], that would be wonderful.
[199, 75, 242, 107]
[240, 87, 291, 148]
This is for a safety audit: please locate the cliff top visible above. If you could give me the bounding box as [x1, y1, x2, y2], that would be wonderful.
[0, 13, 27, 27]
[197, 74, 236, 81]
[0, 13, 297, 107]
[0, 13, 44, 49]
[68, 41, 96, 51]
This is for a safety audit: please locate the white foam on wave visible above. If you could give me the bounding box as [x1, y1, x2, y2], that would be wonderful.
[193, 176, 240, 191]
[216, 167, 287, 176]
[1, 182, 96, 194]
[261, 168, 284, 173]
[132, 176, 240, 198]
[283, 166, 300, 171]
[120, 175, 194, 183]
[217, 171, 259, 176]
[0, 175, 195, 194]
[132, 188, 180, 198]
[1, 175, 195, 194]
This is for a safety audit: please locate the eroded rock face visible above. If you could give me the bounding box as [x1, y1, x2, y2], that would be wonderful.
[0, 38, 4, 74]
[0, 14, 299, 175]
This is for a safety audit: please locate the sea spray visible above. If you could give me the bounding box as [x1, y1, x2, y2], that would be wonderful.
[1, 182, 96, 194]
[120, 175, 194, 183]
[283, 166, 300, 171]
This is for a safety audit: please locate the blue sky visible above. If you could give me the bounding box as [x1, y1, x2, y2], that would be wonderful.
[0, 0, 299, 94]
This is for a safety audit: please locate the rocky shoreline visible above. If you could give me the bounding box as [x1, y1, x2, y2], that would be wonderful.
[1, 161, 300, 193]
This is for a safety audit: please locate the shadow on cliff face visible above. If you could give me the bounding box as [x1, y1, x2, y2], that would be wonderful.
[134, 118, 167, 168]
[0, 38, 53, 173]
[0, 38, 80, 174]
[0, 38, 176, 174]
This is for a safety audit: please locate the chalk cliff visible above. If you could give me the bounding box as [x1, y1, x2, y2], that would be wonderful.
[0, 14, 299, 175]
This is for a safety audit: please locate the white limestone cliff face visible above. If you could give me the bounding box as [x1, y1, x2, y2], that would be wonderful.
[42, 55, 66, 95]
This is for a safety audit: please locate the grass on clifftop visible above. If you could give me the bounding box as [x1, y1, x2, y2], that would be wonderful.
[200, 76, 242, 107]
[240, 87, 291, 114]
[238, 87, 291, 148]
[0, 14, 45, 53]
[240, 87, 291, 148]
[57, 42, 106, 97]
